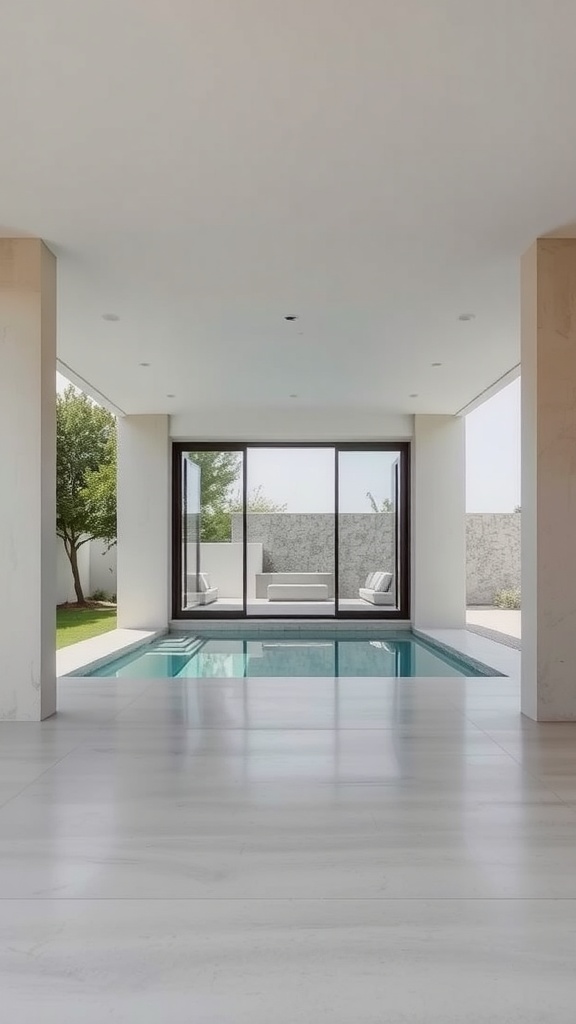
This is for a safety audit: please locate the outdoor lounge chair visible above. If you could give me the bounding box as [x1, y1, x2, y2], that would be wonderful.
[187, 572, 219, 605]
[359, 571, 395, 605]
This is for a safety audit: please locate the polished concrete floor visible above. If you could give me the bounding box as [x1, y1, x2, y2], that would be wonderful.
[1, 670, 576, 1021]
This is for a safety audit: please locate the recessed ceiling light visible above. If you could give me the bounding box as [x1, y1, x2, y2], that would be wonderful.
[289, 393, 298, 399]
[431, 362, 442, 367]
[458, 313, 475, 322]
[139, 362, 150, 367]
[166, 393, 175, 398]
[284, 315, 299, 321]
[409, 393, 419, 398]
[102, 313, 120, 322]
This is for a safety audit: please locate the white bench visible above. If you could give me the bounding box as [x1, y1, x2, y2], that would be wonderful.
[255, 572, 334, 599]
[267, 583, 329, 601]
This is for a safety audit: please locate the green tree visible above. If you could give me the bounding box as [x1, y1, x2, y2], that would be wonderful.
[187, 452, 241, 542]
[189, 451, 241, 514]
[366, 491, 393, 513]
[202, 486, 287, 541]
[200, 504, 235, 543]
[186, 453, 288, 541]
[230, 485, 288, 515]
[57, 387, 117, 604]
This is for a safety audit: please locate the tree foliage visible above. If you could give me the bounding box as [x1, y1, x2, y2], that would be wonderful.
[187, 453, 287, 542]
[189, 451, 241, 515]
[187, 452, 241, 542]
[230, 485, 288, 515]
[366, 490, 393, 513]
[57, 387, 117, 604]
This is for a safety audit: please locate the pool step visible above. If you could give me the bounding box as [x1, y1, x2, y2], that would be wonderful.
[151, 635, 204, 657]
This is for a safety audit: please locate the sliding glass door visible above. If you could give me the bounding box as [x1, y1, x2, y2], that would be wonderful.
[246, 447, 335, 617]
[181, 453, 201, 610]
[174, 447, 245, 615]
[337, 449, 404, 614]
[173, 442, 410, 619]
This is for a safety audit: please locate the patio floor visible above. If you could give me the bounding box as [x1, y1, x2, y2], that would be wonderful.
[467, 608, 522, 648]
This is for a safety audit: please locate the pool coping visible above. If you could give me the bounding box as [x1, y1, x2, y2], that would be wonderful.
[169, 618, 413, 632]
[60, 621, 515, 679]
[57, 627, 168, 678]
[415, 627, 519, 679]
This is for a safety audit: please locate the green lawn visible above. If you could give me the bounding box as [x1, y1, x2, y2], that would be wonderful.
[56, 607, 117, 649]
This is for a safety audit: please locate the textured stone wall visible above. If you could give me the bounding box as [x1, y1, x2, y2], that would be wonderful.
[233, 513, 396, 598]
[338, 514, 396, 597]
[466, 513, 521, 605]
[233, 512, 521, 605]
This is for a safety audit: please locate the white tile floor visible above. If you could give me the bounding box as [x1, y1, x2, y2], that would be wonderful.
[2, 661, 576, 1021]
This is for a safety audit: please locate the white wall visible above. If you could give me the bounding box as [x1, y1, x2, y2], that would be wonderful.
[171, 409, 413, 441]
[57, 538, 117, 605]
[413, 415, 466, 629]
[89, 540, 117, 597]
[57, 539, 90, 604]
[117, 415, 170, 629]
[190, 543, 263, 598]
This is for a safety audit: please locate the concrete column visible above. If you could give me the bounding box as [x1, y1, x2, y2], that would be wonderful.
[413, 415, 466, 629]
[117, 415, 170, 630]
[0, 240, 56, 720]
[521, 238, 576, 720]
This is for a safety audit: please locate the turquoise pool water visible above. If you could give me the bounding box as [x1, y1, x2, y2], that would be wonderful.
[87, 631, 500, 679]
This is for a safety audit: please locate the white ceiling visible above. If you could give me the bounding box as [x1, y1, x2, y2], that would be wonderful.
[2, 0, 576, 418]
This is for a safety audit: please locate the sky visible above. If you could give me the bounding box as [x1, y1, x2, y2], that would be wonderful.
[247, 448, 399, 512]
[242, 383, 522, 513]
[58, 373, 521, 513]
[465, 378, 520, 512]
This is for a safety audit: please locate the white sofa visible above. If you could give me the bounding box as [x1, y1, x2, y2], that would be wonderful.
[359, 571, 395, 606]
[187, 572, 219, 605]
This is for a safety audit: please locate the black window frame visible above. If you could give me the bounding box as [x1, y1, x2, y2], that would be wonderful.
[172, 441, 411, 620]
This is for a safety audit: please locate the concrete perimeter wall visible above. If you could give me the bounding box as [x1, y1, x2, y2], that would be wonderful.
[58, 513, 521, 607]
[466, 513, 521, 604]
[57, 539, 117, 604]
[233, 512, 521, 605]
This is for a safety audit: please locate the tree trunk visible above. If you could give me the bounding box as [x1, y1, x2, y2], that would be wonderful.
[67, 541, 86, 605]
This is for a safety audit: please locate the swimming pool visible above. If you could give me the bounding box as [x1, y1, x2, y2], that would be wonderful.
[86, 630, 501, 678]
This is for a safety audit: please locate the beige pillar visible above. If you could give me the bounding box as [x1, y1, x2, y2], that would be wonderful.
[413, 415, 466, 629]
[521, 238, 576, 719]
[0, 240, 56, 720]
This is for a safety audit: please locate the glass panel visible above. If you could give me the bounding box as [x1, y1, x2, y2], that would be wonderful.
[181, 454, 201, 609]
[245, 447, 335, 616]
[182, 450, 244, 614]
[337, 450, 401, 613]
